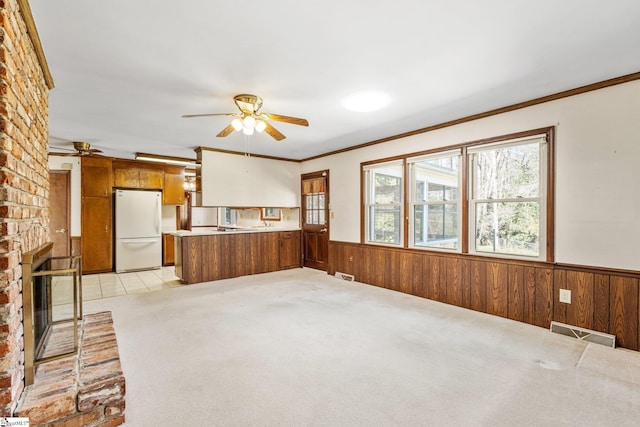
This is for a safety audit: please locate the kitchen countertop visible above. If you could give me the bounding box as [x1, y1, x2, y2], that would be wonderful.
[170, 227, 301, 236]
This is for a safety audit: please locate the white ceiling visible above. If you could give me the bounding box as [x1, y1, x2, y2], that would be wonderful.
[31, 0, 640, 161]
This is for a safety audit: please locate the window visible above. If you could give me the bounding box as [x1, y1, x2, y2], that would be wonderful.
[302, 176, 326, 226]
[468, 136, 547, 260]
[360, 128, 553, 262]
[408, 150, 461, 250]
[364, 161, 404, 245]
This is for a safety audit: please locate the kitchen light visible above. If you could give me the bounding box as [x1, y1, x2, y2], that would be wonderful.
[135, 153, 197, 166]
[343, 91, 390, 112]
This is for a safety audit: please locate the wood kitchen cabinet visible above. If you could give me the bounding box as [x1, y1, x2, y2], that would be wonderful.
[81, 156, 113, 273]
[175, 230, 301, 284]
[113, 159, 164, 189]
[162, 233, 175, 266]
[279, 231, 301, 269]
[163, 166, 185, 204]
[81, 156, 112, 197]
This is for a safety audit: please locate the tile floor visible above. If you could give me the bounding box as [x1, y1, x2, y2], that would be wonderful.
[52, 267, 182, 320]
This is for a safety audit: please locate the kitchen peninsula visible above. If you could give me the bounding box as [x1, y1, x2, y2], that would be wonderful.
[173, 227, 301, 284]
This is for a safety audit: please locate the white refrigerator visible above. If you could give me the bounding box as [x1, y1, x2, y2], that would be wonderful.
[115, 189, 162, 273]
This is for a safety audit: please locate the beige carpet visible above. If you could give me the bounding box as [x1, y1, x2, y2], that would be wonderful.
[83, 268, 640, 426]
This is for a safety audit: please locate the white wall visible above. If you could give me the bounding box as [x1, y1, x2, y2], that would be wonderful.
[200, 151, 301, 207]
[301, 80, 640, 271]
[48, 156, 81, 236]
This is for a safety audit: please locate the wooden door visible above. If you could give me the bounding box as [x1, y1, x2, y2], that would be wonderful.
[50, 170, 71, 257]
[301, 171, 329, 270]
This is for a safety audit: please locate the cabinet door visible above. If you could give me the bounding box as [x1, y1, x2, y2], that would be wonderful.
[279, 231, 301, 269]
[163, 173, 185, 204]
[82, 197, 113, 273]
[139, 169, 164, 189]
[163, 233, 175, 266]
[82, 166, 112, 197]
[113, 168, 139, 188]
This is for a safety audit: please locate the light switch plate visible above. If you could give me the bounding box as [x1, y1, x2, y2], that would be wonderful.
[559, 289, 571, 304]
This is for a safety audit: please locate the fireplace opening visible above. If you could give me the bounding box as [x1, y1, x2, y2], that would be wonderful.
[22, 242, 83, 385]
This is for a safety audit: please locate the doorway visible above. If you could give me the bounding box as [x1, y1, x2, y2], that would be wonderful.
[301, 170, 329, 270]
[49, 170, 71, 257]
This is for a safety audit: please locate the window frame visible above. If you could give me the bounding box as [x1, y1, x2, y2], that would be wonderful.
[407, 149, 462, 252]
[362, 159, 405, 247]
[467, 136, 548, 261]
[360, 127, 555, 263]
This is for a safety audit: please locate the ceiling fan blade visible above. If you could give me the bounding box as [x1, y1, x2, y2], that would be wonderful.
[216, 124, 236, 138]
[182, 113, 237, 118]
[261, 113, 309, 127]
[49, 151, 77, 156]
[263, 122, 286, 141]
[90, 148, 103, 153]
[50, 145, 76, 152]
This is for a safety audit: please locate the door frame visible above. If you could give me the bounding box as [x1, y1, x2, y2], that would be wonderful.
[301, 170, 329, 270]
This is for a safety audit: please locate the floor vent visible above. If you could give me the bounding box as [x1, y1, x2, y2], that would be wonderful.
[550, 321, 616, 348]
[334, 272, 355, 282]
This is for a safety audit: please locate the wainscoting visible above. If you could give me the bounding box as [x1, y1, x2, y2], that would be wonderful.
[328, 241, 640, 351]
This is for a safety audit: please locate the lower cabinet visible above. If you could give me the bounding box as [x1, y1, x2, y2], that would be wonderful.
[175, 231, 301, 284]
[279, 231, 301, 269]
[162, 233, 175, 266]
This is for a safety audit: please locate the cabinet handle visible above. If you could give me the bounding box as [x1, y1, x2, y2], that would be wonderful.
[105, 225, 108, 233]
[55, 228, 67, 233]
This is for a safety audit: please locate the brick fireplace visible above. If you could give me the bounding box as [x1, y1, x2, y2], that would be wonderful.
[0, 0, 53, 416]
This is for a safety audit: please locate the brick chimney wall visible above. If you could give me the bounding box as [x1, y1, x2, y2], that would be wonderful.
[0, 0, 50, 415]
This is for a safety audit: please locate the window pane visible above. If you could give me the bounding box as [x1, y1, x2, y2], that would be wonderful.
[474, 202, 540, 257]
[474, 142, 540, 199]
[374, 173, 401, 204]
[371, 205, 401, 244]
[306, 210, 313, 225]
[318, 194, 325, 209]
[415, 181, 426, 202]
[305, 195, 312, 209]
[428, 204, 458, 246]
[413, 204, 458, 249]
[312, 210, 319, 224]
[319, 209, 325, 225]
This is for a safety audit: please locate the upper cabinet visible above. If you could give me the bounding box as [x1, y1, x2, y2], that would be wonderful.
[163, 166, 185, 204]
[81, 156, 112, 197]
[112, 159, 164, 189]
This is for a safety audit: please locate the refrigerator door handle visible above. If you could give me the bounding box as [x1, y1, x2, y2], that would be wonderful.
[121, 239, 159, 244]
[156, 195, 161, 235]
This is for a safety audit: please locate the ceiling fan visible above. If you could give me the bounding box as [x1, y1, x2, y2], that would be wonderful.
[49, 141, 103, 156]
[182, 94, 309, 141]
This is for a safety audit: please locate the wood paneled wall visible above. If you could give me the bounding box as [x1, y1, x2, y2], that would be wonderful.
[329, 241, 640, 351]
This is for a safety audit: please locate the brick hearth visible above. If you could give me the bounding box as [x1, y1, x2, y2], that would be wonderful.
[15, 311, 126, 426]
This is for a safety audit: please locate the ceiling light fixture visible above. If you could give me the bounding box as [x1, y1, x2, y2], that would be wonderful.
[230, 114, 267, 136]
[343, 91, 390, 112]
[135, 153, 197, 166]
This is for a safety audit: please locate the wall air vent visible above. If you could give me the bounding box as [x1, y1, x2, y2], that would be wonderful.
[334, 272, 355, 282]
[550, 321, 616, 348]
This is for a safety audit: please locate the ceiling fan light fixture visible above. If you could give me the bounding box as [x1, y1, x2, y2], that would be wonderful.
[243, 115, 256, 128]
[231, 118, 243, 131]
[242, 125, 255, 136]
[255, 120, 267, 133]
